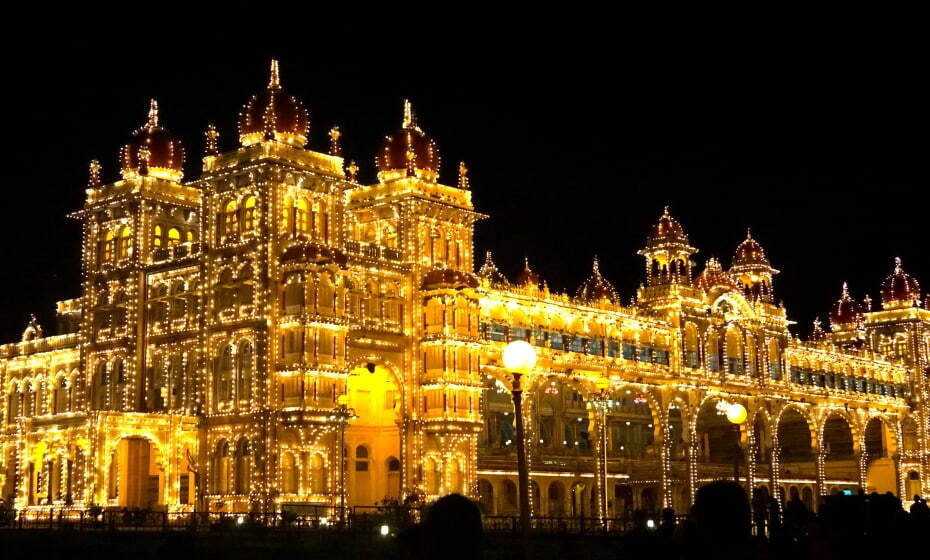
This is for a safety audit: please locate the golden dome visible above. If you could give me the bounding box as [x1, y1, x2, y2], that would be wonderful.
[881, 257, 920, 309]
[119, 100, 185, 181]
[477, 251, 510, 286]
[694, 258, 740, 292]
[644, 206, 690, 247]
[830, 282, 864, 330]
[515, 258, 541, 288]
[732, 229, 770, 266]
[575, 257, 619, 304]
[238, 60, 309, 147]
[376, 100, 440, 182]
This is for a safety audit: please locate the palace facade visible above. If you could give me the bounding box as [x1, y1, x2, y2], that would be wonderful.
[0, 61, 928, 519]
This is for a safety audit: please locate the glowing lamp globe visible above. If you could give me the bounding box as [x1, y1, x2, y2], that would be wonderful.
[502, 340, 537, 374]
[595, 377, 611, 393]
[336, 394, 348, 406]
[726, 403, 747, 425]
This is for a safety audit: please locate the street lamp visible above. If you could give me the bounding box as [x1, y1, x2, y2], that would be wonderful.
[502, 340, 536, 555]
[335, 394, 356, 524]
[726, 403, 747, 483]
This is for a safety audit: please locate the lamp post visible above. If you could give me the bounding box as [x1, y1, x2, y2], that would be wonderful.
[335, 394, 355, 524]
[502, 340, 536, 556]
[726, 403, 748, 484]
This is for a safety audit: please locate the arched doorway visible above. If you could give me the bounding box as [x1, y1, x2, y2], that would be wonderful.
[478, 479, 494, 514]
[777, 408, 814, 484]
[345, 363, 401, 506]
[906, 470, 922, 500]
[111, 437, 161, 509]
[548, 481, 566, 516]
[864, 417, 897, 494]
[822, 415, 855, 486]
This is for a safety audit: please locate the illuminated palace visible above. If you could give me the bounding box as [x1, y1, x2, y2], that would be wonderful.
[1, 61, 928, 519]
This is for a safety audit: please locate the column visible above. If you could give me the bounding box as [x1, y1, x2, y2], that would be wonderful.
[815, 444, 826, 508]
[770, 443, 781, 507]
[687, 439, 699, 504]
[592, 402, 609, 522]
[660, 418, 673, 509]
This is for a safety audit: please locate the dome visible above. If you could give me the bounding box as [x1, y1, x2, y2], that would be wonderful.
[644, 206, 689, 247]
[732, 229, 770, 266]
[421, 267, 478, 290]
[694, 258, 741, 292]
[881, 257, 921, 308]
[279, 241, 348, 267]
[120, 99, 185, 181]
[376, 100, 440, 182]
[575, 257, 619, 304]
[829, 282, 864, 329]
[238, 60, 309, 147]
[477, 251, 510, 286]
[515, 258, 540, 288]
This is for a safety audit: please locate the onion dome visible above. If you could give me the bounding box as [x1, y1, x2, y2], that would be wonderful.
[376, 100, 441, 182]
[238, 60, 309, 147]
[421, 267, 479, 290]
[829, 282, 864, 330]
[119, 99, 185, 181]
[279, 241, 348, 267]
[881, 257, 921, 309]
[477, 251, 510, 286]
[694, 258, 741, 292]
[515, 258, 541, 288]
[643, 206, 691, 248]
[575, 256, 620, 304]
[732, 229, 770, 266]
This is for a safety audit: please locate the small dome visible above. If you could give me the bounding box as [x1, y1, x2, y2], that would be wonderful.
[421, 268, 478, 290]
[881, 257, 921, 308]
[733, 229, 770, 266]
[694, 258, 740, 292]
[376, 100, 440, 182]
[830, 282, 864, 329]
[515, 258, 541, 288]
[279, 241, 348, 267]
[477, 251, 510, 286]
[575, 257, 619, 304]
[644, 206, 689, 247]
[238, 60, 309, 147]
[120, 99, 185, 181]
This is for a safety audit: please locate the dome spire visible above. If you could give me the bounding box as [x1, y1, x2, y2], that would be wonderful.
[402, 98, 417, 129]
[88, 159, 102, 188]
[269, 59, 280, 88]
[146, 99, 159, 129]
[895, 256, 903, 273]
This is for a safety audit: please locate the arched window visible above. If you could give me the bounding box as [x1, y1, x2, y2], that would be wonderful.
[102, 230, 116, 262]
[167, 227, 181, 246]
[54, 376, 69, 414]
[281, 452, 298, 494]
[153, 225, 163, 248]
[355, 446, 369, 472]
[726, 327, 743, 374]
[223, 200, 239, 238]
[237, 266, 254, 308]
[213, 440, 230, 494]
[310, 454, 327, 494]
[237, 343, 253, 405]
[281, 195, 294, 234]
[215, 344, 234, 409]
[234, 438, 250, 494]
[118, 226, 132, 258]
[243, 196, 257, 231]
[296, 198, 310, 235]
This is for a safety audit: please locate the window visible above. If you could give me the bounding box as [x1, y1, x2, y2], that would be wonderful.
[243, 196, 257, 231]
[223, 201, 239, 237]
[118, 226, 132, 258]
[103, 230, 116, 261]
[167, 228, 181, 246]
[355, 446, 369, 471]
[153, 225, 163, 247]
[296, 198, 310, 235]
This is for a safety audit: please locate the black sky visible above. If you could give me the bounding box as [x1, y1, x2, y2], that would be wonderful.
[1, 12, 927, 342]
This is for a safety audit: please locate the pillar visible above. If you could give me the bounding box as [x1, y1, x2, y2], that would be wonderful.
[815, 444, 826, 508]
[592, 403, 609, 522]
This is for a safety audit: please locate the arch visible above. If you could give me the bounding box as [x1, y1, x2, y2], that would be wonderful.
[386, 456, 401, 500]
[478, 479, 494, 514]
[501, 479, 518, 515]
[864, 416, 898, 494]
[242, 196, 257, 231]
[223, 200, 239, 237]
[111, 436, 162, 508]
[605, 387, 656, 459]
[694, 397, 743, 464]
[234, 438, 250, 494]
[310, 453, 327, 494]
[725, 325, 744, 374]
[534, 378, 591, 454]
[424, 457, 440, 496]
[683, 323, 700, 368]
[281, 452, 298, 494]
[547, 480, 566, 516]
[212, 439, 231, 494]
[776, 406, 814, 462]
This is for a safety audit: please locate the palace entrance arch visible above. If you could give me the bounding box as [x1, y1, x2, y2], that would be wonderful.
[109, 437, 162, 509]
[345, 363, 401, 506]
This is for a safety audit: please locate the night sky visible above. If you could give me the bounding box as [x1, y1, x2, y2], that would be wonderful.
[2, 14, 927, 342]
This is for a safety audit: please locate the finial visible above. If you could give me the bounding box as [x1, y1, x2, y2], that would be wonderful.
[592, 255, 600, 274]
[138, 146, 150, 175]
[457, 161, 469, 189]
[484, 250, 494, 265]
[894, 256, 902, 272]
[402, 99, 415, 129]
[204, 123, 219, 156]
[864, 293, 873, 311]
[746, 227, 752, 240]
[88, 159, 102, 188]
[842, 282, 849, 298]
[523, 256, 532, 271]
[329, 126, 342, 156]
[146, 99, 159, 128]
[345, 160, 359, 182]
[663, 205, 670, 216]
[269, 59, 280, 88]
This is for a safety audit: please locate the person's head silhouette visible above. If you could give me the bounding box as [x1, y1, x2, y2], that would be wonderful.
[420, 494, 483, 560]
[692, 481, 751, 545]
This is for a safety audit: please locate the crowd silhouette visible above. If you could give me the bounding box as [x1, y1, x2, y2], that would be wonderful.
[401, 483, 930, 559]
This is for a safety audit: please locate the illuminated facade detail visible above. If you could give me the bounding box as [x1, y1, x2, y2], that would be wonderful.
[0, 61, 927, 520]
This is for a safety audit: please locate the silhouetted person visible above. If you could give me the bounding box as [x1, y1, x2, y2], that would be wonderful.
[910, 495, 930, 523]
[682, 481, 754, 560]
[403, 494, 483, 560]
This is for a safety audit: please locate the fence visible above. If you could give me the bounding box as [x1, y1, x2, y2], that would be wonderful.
[1, 506, 674, 535]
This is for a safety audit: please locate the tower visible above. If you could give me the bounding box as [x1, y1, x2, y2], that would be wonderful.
[638, 207, 696, 287]
[729, 229, 778, 302]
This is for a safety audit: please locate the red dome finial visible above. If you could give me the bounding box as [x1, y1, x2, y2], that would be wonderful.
[881, 257, 920, 309]
[377, 99, 440, 182]
[120, 100, 184, 181]
[238, 60, 308, 147]
[146, 99, 159, 129]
